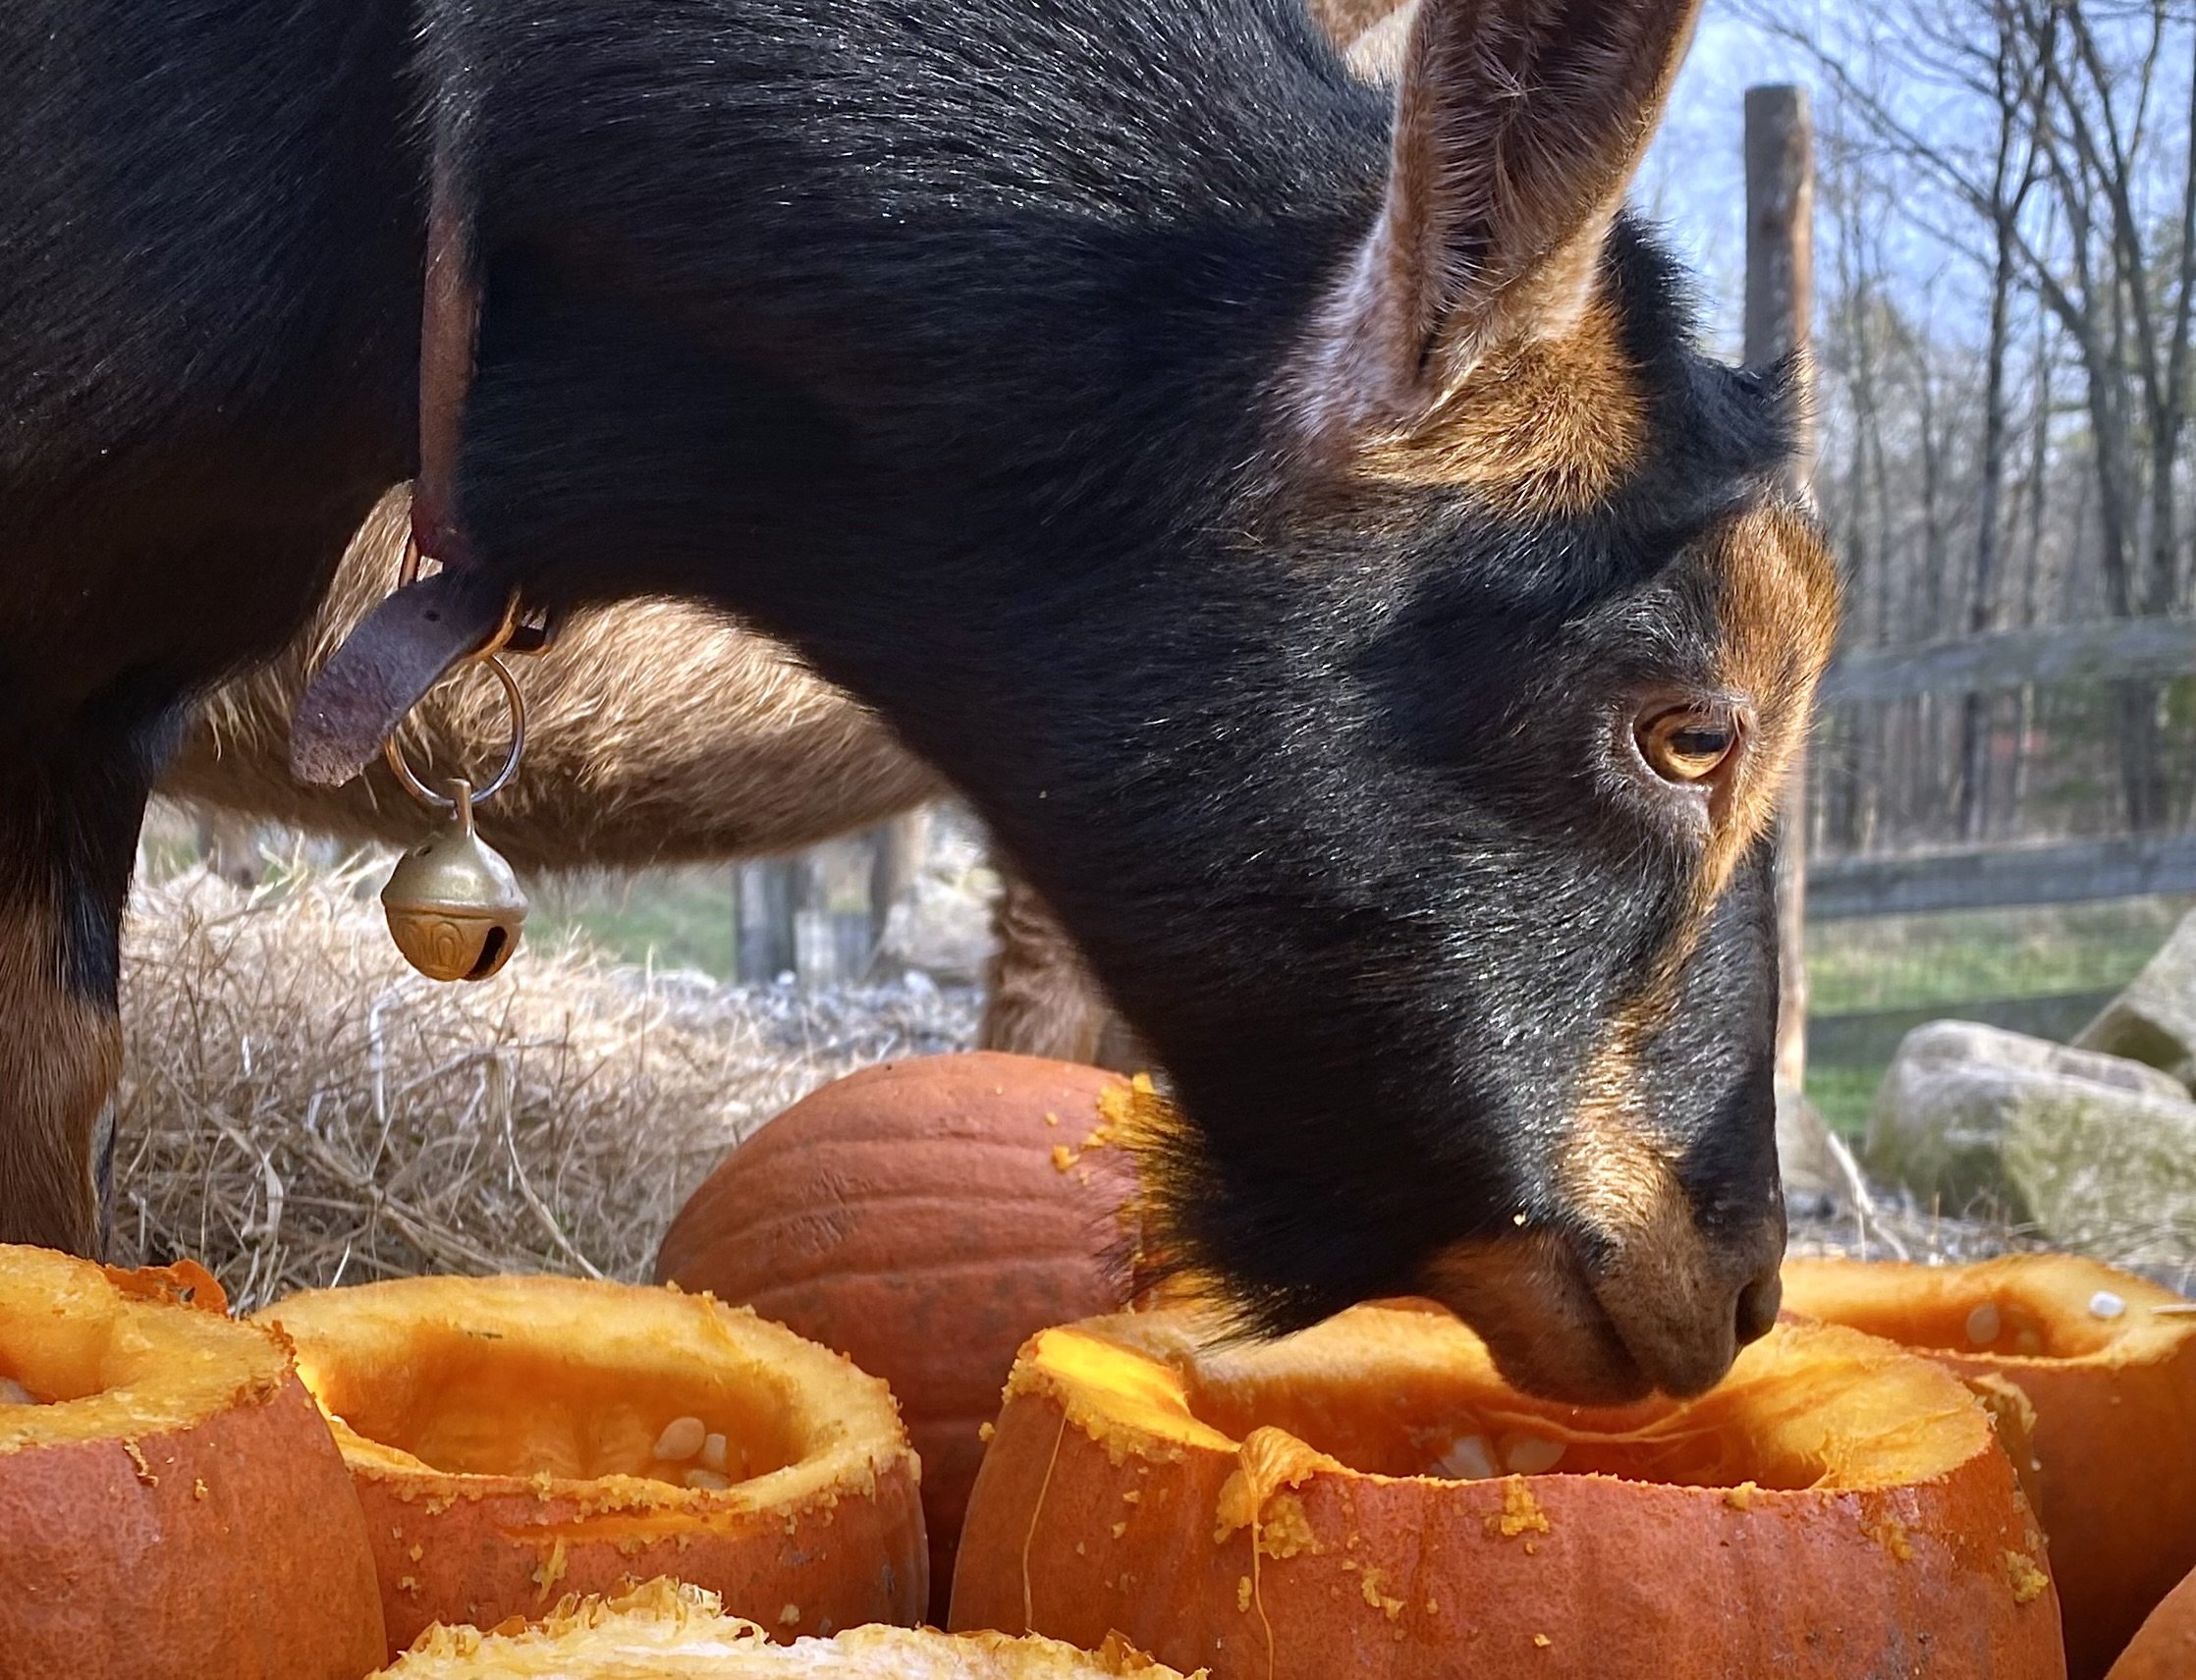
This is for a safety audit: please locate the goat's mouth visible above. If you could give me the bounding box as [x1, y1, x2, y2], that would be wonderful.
[1418, 1233, 1655, 1405]
[1416, 1225, 1782, 1406]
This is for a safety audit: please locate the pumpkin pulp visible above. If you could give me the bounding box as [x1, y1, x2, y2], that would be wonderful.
[278, 1275, 895, 1509]
[0, 1257, 271, 1446]
[296, 1314, 800, 1488]
[1780, 1258, 2181, 1366]
[374, 1577, 1194, 1678]
[1784, 1256, 2196, 1680]
[0, 1246, 387, 1680]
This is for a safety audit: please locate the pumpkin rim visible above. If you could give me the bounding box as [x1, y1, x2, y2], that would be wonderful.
[1781, 1254, 2194, 1371]
[1012, 1303, 2003, 1496]
[0, 1243, 291, 1450]
[258, 1274, 912, 1511]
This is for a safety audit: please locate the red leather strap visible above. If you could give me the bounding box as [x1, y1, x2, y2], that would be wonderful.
[411, 146, 482, 571]
[288, 140, 548, 787]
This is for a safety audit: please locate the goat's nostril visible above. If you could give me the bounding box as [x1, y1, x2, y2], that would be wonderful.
[1735, 1269, 1782, 1347]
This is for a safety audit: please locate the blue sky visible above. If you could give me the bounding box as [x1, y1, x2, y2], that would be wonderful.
[1637, 9, 1822, 351]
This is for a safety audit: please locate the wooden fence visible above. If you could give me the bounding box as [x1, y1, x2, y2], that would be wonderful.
[734, 811, 928, 985]
[1809, 617, 2196, 920]
[1803, 614, 2196, 1118]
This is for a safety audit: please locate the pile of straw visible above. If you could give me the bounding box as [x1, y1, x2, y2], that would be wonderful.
[111, 859, 976, 1310]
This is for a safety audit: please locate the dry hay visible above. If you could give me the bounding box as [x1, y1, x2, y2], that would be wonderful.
[111, 858, 977, 1311]
[1789, 1194, 2196, 1297]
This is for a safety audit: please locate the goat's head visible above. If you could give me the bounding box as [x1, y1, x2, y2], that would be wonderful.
[976, 0, 1839, 1405]
[462, 0, 1841, 1404]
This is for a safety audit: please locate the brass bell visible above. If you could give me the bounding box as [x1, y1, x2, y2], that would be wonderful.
[380, 779, 526, 982]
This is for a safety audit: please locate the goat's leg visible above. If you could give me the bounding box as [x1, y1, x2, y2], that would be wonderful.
[1092, 1013, 1154, 1079]
[194, 809, 267, 889]
[0, 724, 157, 1254]
[980, 871, 1152, 1075]
[979, 872, 1110, 1063]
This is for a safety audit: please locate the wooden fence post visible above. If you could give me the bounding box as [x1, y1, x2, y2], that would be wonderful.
[1744, 84, 1817, 1098]
[866, 810, 930, 948]
[738, 856, 805, 982]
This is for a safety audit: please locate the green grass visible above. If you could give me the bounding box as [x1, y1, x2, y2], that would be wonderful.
[1806, 896, 2196, 1015]
[528, 868, 741, 979]
[1802, 895, 2195, 1137]
[1803, 1062, 1885, 1141]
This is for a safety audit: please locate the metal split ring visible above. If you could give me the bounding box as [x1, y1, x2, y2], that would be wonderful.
[383, 651, 528, 811]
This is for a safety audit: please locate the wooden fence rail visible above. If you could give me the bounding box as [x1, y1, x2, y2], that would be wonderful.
[1809, 833, 2196, 920]
[1820, 616, 2196, 706]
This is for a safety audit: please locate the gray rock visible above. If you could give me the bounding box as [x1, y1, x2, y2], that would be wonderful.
[2074, 907, 2196, 1089]
[1866, 1020, 2196, 1249]
[1898, 1018, 2185, 1099]
[1776, 1082, 1861, 1216]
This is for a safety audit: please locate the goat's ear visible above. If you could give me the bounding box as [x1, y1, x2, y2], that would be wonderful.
[1343, 2, 1417, 83]
[1301, 0, 1702, 436]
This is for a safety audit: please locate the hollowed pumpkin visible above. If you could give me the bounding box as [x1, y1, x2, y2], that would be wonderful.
[373, 1576, 1194, 1677]
[257, 1274, 925, 1655]
[951, 1304, 2063, 1679]
[0, 1245, 385, 1679]
[655, 1053, 1150, 1617]
[1782, 1256, 2196, 1680]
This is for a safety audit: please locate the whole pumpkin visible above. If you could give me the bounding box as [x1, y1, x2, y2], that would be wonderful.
[0, 1245, 386, 1680]
[952, 1304, 2064, 1679]
[258, 1274, 925, 1655]
[654, 1052, 1151, 1616]
[1783, 1255, 2196, 1679]
[2106, 1559, 2196, 1680]
[372, 1576, 1193, 1678]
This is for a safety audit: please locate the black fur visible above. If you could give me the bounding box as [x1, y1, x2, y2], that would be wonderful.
[4, 0, 1813, 1387]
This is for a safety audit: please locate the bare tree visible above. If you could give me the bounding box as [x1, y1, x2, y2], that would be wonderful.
[1744, 0, 2196, 841]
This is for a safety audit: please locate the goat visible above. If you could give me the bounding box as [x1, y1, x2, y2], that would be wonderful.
[3, 0, 1838, 1400]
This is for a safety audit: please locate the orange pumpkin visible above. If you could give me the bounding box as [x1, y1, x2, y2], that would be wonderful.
[951, 1304, 2063, 1678]
[0, 1244, 385, 1679]
[1782, 1256, 2196, 1679]
[2106, 1559, 2196, 1680]
[258, 1274, 925, 1654]
[372, 1577, 1194, 1677]
[655, 1053, 1150, 1615]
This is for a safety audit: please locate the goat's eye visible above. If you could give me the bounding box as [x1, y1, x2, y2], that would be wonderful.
[1636, 706, 1737, 784]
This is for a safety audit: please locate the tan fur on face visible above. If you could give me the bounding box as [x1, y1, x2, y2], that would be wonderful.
[1552, 504, 1837, 1362]
[1699, 502, 1841, 900]
[1343, 5, 1417, 83]
[1559, 1008, 1726, 1344]
[1350, 292, 1647, 514]
[1309, 0, 1412, 49]
[1419, 1229, 1650, 1402]
[1587, 500, 1841, 1019]
[0, 900, 121, 1253]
